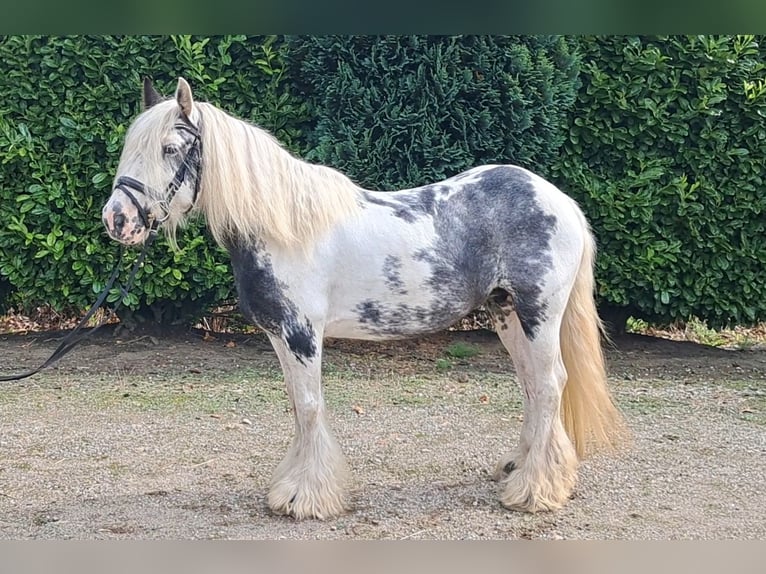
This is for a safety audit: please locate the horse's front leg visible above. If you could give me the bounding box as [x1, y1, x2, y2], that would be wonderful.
[266, 330, 348, 520]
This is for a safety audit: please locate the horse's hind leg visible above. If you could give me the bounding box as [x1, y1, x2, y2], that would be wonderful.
[490, 294, 578, 513]
[266, 332, 348, 520]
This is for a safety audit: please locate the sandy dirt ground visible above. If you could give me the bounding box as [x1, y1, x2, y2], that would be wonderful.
[0, 327, 764, 539]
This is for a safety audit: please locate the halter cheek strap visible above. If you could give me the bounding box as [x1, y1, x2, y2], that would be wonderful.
[113, 120, 202, 231]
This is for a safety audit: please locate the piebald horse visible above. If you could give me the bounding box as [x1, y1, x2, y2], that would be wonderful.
[102, 77, 627, 520]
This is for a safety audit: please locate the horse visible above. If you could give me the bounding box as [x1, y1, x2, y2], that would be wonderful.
[102, 77, 627, 520]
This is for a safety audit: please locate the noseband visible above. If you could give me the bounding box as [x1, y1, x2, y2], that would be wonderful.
[114, 118, 202, 232]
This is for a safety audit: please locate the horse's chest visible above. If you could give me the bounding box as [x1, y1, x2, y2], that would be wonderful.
[228, 247, 299, 329]
[228, 245, 320, 363]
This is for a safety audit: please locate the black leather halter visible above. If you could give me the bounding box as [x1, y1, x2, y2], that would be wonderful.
[114, 118, 202, 231]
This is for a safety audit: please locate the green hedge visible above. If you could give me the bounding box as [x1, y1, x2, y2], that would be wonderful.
[553, 35, 766, 328]
[287, 35, 580, 189]
[0, 35, 305, 324]
[3, 35, 765, 330]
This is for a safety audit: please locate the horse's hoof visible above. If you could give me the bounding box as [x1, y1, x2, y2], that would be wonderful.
[497, 458, 577, 513]
[268, 483, 348, 520]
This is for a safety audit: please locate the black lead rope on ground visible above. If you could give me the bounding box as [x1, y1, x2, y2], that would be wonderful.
[0, 233, 157, 382]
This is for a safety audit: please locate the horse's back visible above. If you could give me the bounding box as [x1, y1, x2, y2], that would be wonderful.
[377, 164, 583, 244]
[389, 164, 586, 287]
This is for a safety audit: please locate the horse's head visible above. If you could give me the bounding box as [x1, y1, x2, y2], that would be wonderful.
[102, 77, 202, 246]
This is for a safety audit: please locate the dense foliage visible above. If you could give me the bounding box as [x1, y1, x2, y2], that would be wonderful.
[2, 35, 765, 329]
[553, 35, 766, 327]
[287, 35, 580, 189]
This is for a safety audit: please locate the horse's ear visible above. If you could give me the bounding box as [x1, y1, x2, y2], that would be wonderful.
[142, 77, 163, 110]
[175, 77, 194, 119]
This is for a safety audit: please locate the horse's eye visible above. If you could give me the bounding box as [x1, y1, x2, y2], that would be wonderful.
[163, 144, 179, 156]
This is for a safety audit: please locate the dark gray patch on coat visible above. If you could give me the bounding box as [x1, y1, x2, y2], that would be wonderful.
[361, 187, 437, 223]
[382, 255, 408, 295]
[358, 300, 383, 325]
[356, 166, 558, 340]
[283, 315, 316, 362]
[228, 242, 317, 364]
[422, 166, 557, 339]
[354, 299, 454, 338]
[485, 288, 514, 331]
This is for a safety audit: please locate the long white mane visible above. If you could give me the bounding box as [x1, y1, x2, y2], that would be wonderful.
[124, 100, 363, 249]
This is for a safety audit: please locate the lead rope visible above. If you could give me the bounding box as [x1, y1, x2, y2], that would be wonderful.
[0, 231, 157, 382]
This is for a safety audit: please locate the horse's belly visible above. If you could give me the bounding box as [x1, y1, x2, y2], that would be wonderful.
[324, 296, 479, 341]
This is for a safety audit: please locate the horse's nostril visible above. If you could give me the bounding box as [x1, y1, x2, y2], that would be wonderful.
[113, 212, 126, 233]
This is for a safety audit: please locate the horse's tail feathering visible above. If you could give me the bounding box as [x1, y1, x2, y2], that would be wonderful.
[559, 218, 629, 458]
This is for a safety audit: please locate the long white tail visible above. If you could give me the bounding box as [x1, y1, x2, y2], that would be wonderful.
[560, 223, 629, 458]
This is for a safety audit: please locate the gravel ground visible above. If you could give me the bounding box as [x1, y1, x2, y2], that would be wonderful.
[0, 328, 764, 539]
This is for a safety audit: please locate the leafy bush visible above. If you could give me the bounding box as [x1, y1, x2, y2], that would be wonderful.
[0, 35, 304, 324]
[553, 35, 766, 328]
[287, 35, 580, 190]
[5, 34, 764, 331]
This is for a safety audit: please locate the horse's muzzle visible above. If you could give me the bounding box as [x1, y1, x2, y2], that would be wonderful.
[102, 190, 150, 245]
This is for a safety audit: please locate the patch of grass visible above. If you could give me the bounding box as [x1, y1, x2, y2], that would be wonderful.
[116, 390, 200, 412]
[626, 317, 650, 333]
[108, 461, 129, 476]
[62, 367, 290, 415]
[627, 316, 766, 349]
[435, 358, 452, 371]
[684, 317, 727, 347]
[719, 379, 762, 392]
[719, 380, 766, 426]
[729, 332, 761, 351]
[445, 342, 481, 359]
[739, 412, 766, 426]
[387, 376, 435, 406]
[618, 394, 682, 415]
[432, 342, 482, 374]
